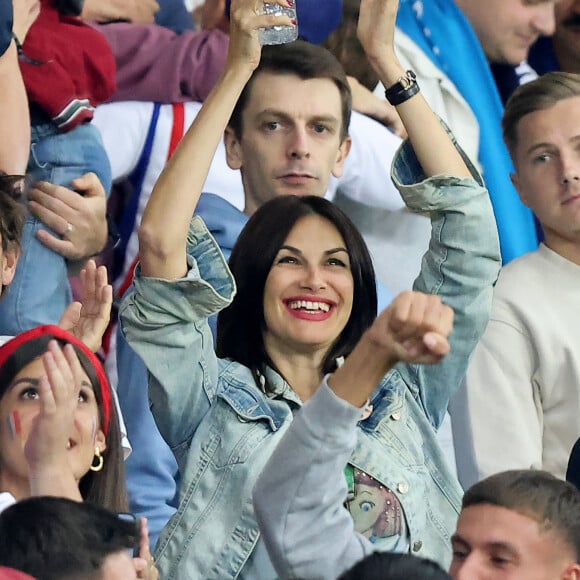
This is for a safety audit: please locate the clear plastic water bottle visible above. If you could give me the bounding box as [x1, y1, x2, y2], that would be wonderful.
[258, 2, 298, 46]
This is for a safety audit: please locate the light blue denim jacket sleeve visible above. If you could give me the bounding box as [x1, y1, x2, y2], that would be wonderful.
[391, 133, 501, 429]
[119, 216, 236, 468]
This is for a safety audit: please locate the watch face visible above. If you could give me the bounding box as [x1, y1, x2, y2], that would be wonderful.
[384, 71, 420, 106]
[400, 71, 417, 89]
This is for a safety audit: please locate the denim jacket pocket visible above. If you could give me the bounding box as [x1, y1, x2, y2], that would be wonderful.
[196, 382, 286, 469]
[359, 373, 405, 432]
[357, 376, 427, 470]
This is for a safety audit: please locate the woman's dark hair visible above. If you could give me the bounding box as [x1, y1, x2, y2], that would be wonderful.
[338, 552, 451, 580]
[0, 335, 128, 512]
[0, 173, 25, 250]
[217, 195, 377, 381]
[0, 173, 26, 295]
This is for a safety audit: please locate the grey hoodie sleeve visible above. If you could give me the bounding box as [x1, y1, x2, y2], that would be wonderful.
[253, 378, 375, 580]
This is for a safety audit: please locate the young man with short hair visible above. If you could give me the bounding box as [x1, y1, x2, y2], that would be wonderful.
[450, 470, 580, 579]
[0, 496, 141, 580]
[456, 72, 580, 484]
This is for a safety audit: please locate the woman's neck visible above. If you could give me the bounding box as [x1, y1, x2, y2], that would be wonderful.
[266, 347, 327, 402]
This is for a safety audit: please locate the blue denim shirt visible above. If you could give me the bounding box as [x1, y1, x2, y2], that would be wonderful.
[119, 139, 501, 579]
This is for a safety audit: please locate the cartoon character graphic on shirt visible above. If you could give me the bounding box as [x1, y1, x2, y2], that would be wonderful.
[346, 468, 403, 542]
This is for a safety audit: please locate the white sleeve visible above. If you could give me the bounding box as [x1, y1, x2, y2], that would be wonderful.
[0, 492, 16, 515]
[453, 312, 542, 489]
[111, 387, 132, 460]
[93, 102, 154, 182]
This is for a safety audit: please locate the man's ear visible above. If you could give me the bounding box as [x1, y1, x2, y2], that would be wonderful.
[331, 136, 352, 179]
[562, 562, 580, 580]
[224, 126, 243, 170]
[510, 172, 529, 207]
[1, 246, 19, 288]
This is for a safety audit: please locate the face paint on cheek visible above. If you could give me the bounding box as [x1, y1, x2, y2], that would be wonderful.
[8, 411, 21, 439]
[91, 416, 96, 444]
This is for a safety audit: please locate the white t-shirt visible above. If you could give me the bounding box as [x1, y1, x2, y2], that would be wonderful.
[0, 492, 16, 515]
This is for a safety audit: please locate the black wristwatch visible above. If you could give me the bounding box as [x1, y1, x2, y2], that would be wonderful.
[384, 70, 420, 106]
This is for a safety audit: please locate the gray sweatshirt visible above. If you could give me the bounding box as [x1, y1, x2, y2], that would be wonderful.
[253, 379, 375, 580]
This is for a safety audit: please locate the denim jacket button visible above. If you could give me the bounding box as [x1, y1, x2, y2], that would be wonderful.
[390, 411, 401, 421]
[397, 481, 409, 494]
[412, 541, 423, 552]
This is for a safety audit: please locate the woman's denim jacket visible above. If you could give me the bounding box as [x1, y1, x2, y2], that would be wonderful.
[119, 138, 501, 579]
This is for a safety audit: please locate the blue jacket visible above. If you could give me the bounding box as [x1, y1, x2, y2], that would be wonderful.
[154, 0, 194, 34]
[120, 138, 501, 579]
[528, 36, 560, 76]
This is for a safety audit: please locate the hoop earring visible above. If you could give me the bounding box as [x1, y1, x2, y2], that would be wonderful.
[89, 447, 104, 472]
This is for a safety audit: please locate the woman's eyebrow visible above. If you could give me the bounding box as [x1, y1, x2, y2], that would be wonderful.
[279, 244, 302, 255]
[279, 246, 349, 256]
[8, 377, 40, 391]
[80, 380, 98, 394]
[325, 248, 349, 255]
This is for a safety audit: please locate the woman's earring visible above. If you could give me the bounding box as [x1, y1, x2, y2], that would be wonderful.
[89, 447, 104, 472]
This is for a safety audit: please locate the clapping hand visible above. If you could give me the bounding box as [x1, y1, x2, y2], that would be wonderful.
[134, 518, 159, 580]
[58, 260, 113, 353]
[24, 341, 85, 501]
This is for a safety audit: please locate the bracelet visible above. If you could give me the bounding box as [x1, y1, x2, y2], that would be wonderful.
[11, 33, 23, 57]
[384, 70, 420, 106]
[12, 33, 44, 65]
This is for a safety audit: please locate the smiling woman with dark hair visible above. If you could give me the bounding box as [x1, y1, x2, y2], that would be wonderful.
[217, 194, 377, 378]
[119, 0, 500, 578]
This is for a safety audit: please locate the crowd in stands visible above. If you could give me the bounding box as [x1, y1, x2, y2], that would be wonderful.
[0, 0, 579, 578]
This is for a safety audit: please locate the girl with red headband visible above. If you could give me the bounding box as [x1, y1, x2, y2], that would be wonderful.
[0, 326, 159, 578]
[0, 325, 126, 512]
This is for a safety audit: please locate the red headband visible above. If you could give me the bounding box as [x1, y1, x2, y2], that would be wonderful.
[0, 325, 112, 437]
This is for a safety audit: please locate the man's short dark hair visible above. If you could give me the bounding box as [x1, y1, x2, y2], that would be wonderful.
[502, 72, 580, 161]
[463, 470, 580, 562]
[0, 497, 139, 580]
[228, 41, 352, 142]
[338, 552, 451, 580]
